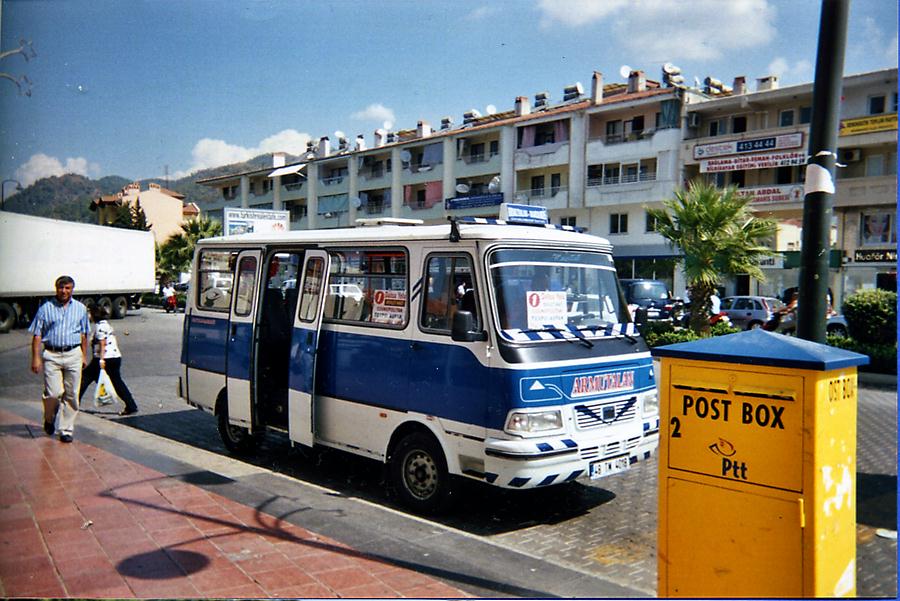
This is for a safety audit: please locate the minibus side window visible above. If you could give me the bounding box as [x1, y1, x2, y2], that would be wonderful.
[196, 250, 237, 312]
[324, 248, 408, 327]
[233, 256, 258, 317]
[421, 254, 479, 332]
[298, 257, 326, 322]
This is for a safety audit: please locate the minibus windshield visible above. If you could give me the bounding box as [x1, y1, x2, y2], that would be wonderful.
[489, 248, 630, 335]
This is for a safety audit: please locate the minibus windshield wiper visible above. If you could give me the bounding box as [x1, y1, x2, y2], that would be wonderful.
[521, 327, 594, 348]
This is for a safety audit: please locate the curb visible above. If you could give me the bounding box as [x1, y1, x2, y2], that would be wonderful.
[858, 371, 897, 389]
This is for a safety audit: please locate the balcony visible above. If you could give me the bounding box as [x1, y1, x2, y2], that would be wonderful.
[514, 186, 569, 210]
[514, 142, 569, 170]
[836, 175, 897, 208]
[457, 152, 501, 178]
[587, 171, 657, 187]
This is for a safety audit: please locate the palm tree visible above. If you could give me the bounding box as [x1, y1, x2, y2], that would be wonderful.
[647, 180, 777, 334]
[159, 216, 222, 277]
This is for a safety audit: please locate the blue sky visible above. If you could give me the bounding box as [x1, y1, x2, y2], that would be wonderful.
[0, 0, 896, 187]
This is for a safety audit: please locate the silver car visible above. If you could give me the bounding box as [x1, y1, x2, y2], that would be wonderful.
[720, 295, 784, 330]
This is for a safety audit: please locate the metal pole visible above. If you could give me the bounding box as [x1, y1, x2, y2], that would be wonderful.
[797, 0, 850, 342]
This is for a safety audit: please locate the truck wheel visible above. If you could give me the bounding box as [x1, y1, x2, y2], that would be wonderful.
[97, 296, 113, 316]
[216, 397, 258, 455]
[82, 297, 96, 311]
[0, 302, 16, 333]
[390, 431, 453, 514]
[111, 296, 128, 319]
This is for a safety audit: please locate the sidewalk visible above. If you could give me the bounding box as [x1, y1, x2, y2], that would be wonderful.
[0, 408, 470, 598]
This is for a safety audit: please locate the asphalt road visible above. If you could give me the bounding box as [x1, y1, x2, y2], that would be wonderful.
[1, 308, 896, 597]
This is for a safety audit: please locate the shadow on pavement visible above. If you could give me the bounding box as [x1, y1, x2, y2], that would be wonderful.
[857, 472, 897, 531]
[112, 409, 618, 535]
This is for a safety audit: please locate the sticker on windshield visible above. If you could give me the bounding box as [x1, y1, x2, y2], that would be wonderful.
[372, 289, 406, 324]
[526, 290, 567, 330]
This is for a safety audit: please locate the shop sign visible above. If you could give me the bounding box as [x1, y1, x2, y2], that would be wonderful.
[693, 133, 803, 160]
[700, 151, 807, 173]
[445, 192, 504, 210]
[839, 113, 898, 136]
[757, 254, 785, 269]
[736, 185, 804, 205]
[853, 248, 897, 263]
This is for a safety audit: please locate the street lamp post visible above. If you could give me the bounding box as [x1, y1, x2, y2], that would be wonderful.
[1, 179, 23, 210]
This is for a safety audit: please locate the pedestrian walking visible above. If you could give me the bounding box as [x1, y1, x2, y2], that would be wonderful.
[28, 275, 90, 443]
[79, 305, 139, 416]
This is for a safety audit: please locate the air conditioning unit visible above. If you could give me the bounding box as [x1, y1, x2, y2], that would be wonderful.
[687, 113, 701, 128]
[839, 148, 861, 163]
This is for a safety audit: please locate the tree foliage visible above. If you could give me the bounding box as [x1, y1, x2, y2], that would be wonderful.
[158, 216, 222, 278]
[841, 288, 897, 345]
[647, 180, 777, 334]
[110, 199, 151, 231]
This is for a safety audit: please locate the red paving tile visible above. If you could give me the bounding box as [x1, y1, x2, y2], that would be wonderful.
[0, 407, 470, 599]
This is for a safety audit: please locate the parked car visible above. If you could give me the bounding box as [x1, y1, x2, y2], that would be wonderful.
[620, 279, 681, 322]
[763, 306, 849, 337]
[720, 295, 785, 330]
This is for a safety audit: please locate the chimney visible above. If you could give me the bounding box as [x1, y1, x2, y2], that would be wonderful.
[355, 134, 366, 151]
[272, 152, 286, 168]
[417, 120, 432, 138]
[318, 136, 330, 157]
[756, 75, 779, 91]
[627, 70, 646, 93]
[732, 76, 746, 95]
[591, 71, 604, 104]
[440, 116, 453, 129]
[374, 129, 385, 147]
[515, 96, 531, 116]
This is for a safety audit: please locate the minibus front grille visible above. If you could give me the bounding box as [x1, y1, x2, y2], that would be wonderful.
[574, 397, 637, 430]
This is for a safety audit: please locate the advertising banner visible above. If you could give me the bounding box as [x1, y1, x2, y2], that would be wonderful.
[224, 208, 290, 235]
[839, 113, 897, 136]
[700, 151, 807, 173]
[736, 185, 804, 205]
[693, 133, 803, 160]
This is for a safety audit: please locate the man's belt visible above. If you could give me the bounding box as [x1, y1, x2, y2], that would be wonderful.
[44, 344, 79, 353]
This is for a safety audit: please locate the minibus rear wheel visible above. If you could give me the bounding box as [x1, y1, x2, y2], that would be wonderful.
[217, 397, 258, 455]
[391, 431, 452, 514]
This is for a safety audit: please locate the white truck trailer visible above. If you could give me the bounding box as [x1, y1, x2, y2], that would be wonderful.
[0, 211, 156, 332]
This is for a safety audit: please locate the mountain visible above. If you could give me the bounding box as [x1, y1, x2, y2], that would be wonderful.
[2, 152, 302, 223]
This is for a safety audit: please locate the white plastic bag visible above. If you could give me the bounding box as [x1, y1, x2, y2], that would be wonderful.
[94, 368, 118, 407]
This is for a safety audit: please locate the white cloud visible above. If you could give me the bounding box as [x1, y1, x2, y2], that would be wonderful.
[536, 0, 776, 61]
[171, 128, 312, 178]
[887, 34, 899, 63]
[351, 103, 396, 124]
[766, 57, 814, 85]
[15, 153, 100, 187]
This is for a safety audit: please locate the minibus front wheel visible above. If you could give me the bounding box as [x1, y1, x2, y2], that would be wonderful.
[216, 395, 259, 455]
[391, 431, 452, 514]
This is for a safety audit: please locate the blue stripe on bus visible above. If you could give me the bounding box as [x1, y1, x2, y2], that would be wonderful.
[184, 315, 229, 374]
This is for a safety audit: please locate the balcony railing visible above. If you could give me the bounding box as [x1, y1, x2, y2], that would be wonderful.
[587, 172, 657, 187]
[516, 186, 568, 202]
[320, 176, 345, 186]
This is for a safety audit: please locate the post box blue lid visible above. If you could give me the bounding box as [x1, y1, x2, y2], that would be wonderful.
[650, 328, 870, 371]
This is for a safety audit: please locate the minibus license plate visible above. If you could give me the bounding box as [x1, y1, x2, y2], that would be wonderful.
[589, 455, 630, 479]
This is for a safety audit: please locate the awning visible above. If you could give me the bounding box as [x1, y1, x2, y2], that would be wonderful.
[268, 164, 306, 178]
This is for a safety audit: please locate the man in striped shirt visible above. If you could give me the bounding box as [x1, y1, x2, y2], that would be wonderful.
[28, 275, 90, 442]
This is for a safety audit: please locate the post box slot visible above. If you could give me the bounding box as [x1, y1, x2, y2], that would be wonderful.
[672, 383, 728, 394]
[733, 389, 795, 401]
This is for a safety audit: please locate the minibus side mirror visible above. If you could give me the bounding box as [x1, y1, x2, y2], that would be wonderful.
[451, 310, 487, 342]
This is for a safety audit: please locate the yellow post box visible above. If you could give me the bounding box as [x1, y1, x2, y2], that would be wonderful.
[652, 329, 869, 598]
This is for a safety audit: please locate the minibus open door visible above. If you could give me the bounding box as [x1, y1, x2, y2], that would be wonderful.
[288, 250, 330, 447]
[225, 249, 263, 430]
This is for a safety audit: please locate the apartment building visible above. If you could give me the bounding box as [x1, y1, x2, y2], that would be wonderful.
[196, 66, 897, 303]
[682, 68, 897, 305]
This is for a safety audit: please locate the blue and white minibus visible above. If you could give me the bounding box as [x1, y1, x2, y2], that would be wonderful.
[179, 207, 659, 513]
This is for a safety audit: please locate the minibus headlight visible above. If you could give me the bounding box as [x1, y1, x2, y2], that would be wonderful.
[506, 410, 563, 434]
[643, 391, 659, 416]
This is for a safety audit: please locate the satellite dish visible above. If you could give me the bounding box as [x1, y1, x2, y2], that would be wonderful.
[350, 196, 362, 209]
[334, 130, 345, 139]
[619, 64, 632, 79]
[486, 104, 497, 115]
[455, 183, 470, 194]
[488, 176, 501, 194]
[400, 149, 412, 162]
[383, 120, 394, 130]
[662, 63, 680, 74]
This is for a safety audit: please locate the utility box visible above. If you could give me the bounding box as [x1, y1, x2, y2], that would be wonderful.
[652, 329, 868, 598]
